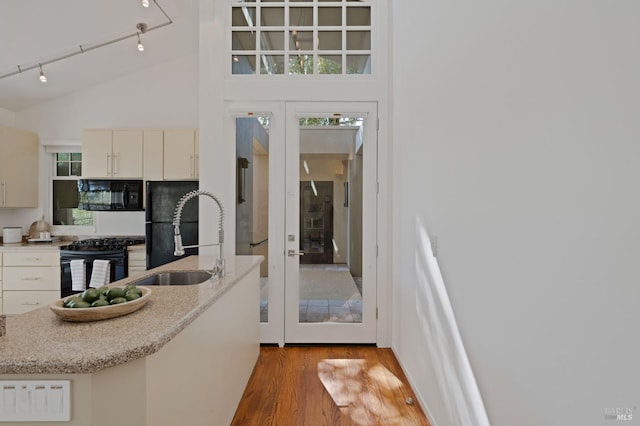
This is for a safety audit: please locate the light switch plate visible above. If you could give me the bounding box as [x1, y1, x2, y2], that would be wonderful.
[0, 380, 70, 422]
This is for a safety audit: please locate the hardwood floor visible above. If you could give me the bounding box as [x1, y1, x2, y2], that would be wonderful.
[231, 346, 430, 426]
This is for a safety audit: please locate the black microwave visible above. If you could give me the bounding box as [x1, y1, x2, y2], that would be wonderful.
[78, 179, 143, 211]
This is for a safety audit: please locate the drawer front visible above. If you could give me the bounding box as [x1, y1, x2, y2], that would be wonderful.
[3, 266, 60, 291]
[3, 251, 60, 267]
[3, 291, 59, 315]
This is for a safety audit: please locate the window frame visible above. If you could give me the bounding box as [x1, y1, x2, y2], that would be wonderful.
[46, 145, 97, 236]
[229, 0, 373, 77]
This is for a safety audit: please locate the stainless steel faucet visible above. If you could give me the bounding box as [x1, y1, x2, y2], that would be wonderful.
[172, 190, 225, 278]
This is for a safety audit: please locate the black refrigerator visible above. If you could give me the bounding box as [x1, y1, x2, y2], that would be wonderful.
[145, 181, 199, 269]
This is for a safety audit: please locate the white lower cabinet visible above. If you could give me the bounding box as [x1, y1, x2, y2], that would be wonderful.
[2, 251, 60, 315]
[3, 291, 60, 315]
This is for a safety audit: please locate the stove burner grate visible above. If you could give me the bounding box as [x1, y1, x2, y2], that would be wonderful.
[62, 237, 145, 252]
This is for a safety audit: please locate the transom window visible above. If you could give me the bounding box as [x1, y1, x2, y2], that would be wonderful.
[231, 0, 372, 75]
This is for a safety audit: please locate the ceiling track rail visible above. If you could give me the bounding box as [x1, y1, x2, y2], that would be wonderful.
[0, 0, 173, 81]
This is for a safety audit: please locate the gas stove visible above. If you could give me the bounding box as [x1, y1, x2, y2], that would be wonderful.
[62, 237, 145, 252]
[59, 237, 145, 297]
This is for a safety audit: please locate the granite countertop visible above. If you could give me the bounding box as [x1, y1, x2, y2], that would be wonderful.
[0, 255, 263, 375]
[0, 240, 70, 251]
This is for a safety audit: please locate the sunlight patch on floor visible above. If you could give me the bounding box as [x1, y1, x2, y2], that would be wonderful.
[317, 359, 412, 425]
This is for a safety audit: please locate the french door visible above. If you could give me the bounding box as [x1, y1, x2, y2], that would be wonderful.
[232, 101, 377, 345]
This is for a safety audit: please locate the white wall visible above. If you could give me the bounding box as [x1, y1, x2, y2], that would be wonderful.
[0, 107, 14, 126]
[0, 54, 198, 236]
[15, 53, 198, 139]
[392, 1, 640, 425]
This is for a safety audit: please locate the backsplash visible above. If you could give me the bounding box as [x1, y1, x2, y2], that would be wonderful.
[0, 208, 42, 237]
[0, 209, 145, 238]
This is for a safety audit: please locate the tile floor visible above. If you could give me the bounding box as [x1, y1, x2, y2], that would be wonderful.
[260, 264, 363, 323]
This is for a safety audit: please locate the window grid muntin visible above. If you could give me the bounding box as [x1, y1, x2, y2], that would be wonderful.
[230, 0, 372, 76]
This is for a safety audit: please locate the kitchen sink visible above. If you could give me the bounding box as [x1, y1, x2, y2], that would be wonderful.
[132, 270, 214, 286]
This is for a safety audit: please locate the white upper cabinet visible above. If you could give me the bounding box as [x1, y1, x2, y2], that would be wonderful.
[82, 129, 143, 178]
[112, 130, 143, 178]
[163, 129, 199, 180]
[83, 128, 198, 181]
[0, 125, 39, 208]
[143, 130, 164, 181]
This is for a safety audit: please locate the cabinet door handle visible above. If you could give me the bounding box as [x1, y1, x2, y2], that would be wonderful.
[1, 182, 5, 206]
[25, 257, 41, 261]
[21, 301, 41, 306]
[113, 153, 119, 176]
[106, 153, 112, 176]
[190, 154, 194, 177]
[21, 277, 42, 281]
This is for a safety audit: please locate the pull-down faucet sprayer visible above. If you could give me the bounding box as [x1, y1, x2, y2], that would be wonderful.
[172, 190, 225, 278]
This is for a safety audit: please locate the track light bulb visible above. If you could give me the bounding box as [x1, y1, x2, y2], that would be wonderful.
[142, 0, 150, 7]
[137, 34, 145, 52]
[38, 65, 47, 83]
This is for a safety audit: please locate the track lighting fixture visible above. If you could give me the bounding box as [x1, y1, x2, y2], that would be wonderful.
[38, 64, 47, 83]
[0, 0, 173, 83]
[137, 33, 145, 52]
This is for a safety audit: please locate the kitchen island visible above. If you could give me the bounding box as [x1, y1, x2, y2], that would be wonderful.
[0, 255, 262, 426]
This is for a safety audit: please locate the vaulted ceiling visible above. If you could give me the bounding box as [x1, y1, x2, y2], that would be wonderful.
[0, 0, 198, 112]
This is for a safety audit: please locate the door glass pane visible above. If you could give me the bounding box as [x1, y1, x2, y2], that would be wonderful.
[236, 117, 270, 323]
[297, 117, 363, 324]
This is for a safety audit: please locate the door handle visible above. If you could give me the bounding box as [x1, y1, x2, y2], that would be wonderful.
[288, 250, 305, 257]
